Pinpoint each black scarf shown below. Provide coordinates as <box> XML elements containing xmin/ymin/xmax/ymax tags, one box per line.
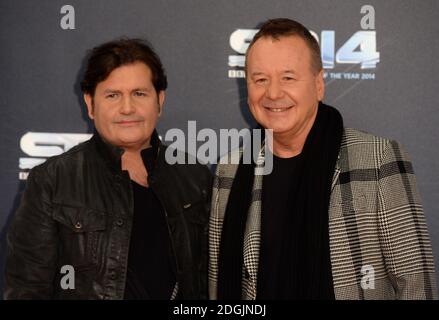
<box><xmin>217</xmin><ymin>103</ymin><xmax>343</xmax><ymax>299</ymax></box>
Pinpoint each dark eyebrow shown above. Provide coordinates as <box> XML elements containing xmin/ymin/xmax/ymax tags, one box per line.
<box><xmin>102</xmin><ymin>88</ymin><xmax>151</xmax><ymax>94</ymax></box>
<box><xmin>131</xmin><ymin>87</ymin><xmax>150</xmax><ymax>92</ymax></box>
<box><xmin>103</xmin><ymin>89</ymin><xmax>122</xmax><ymax>94</ymax></box>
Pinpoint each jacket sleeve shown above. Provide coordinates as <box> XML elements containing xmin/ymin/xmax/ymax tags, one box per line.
<box><xmin>377</xmin><ymin>140</ymin><xmax>437</xmax><ymax>299</ymax></box>
<box><xmin>4</xmin><ymin>166</ymin><xmax>58</xmax><ymax>299</ymax></box>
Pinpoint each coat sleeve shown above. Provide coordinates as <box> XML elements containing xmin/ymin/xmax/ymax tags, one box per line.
<box><xmin>377</xmin><ymin>140</ymin><xmax>437</xmax><ymax>299</ymax></box>
<box><xmin>4</xmin><ymin>166</ymin><xmax>58</xmax><ymax>299</ymax></box>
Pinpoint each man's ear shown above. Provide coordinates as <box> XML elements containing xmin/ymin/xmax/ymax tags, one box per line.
<box><xmin>84</xmin><ymin>94</ymin><xmax>94</xmax><ymax>119</ymax></box>
<box><xmin>158</xmin><ymin>90</ymin><xmax>165</xmax><ymax>116</ymax></box>
<box><xmin>316</xmin><ymin>69</ymin><xmax>325</xmax><ymax>101</ymax></box>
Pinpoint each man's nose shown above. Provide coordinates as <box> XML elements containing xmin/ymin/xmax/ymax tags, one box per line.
<box><xmin>265</xmin><ymin>79</ymin><xmax>283</xmax><ymax>100</ymax></box>
<box><xmin>119</xmin><ymin>96</ymin><xmax>135</xmax><ymax>114</ymax></box>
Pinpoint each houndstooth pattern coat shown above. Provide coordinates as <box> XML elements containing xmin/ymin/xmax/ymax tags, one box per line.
<box><xmin>208</xmin><ymin>128</ymin><xmax>437</xmax><ymax>300</ymax></box>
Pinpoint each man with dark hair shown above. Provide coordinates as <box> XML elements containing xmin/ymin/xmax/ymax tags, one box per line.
<box><xmin>4</xmin><ymin>38</ymin><xmax>212</xmax><ymax>300</ymax></box>
<box><xmin>209</xmin><ymin>18</ymin><xmax>437</xmax><ymax>300</ymax></box>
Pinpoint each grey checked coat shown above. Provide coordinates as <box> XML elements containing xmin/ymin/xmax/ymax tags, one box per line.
<box><xmin>209</xmin><ymin>128</ymin><xmax>437</xmax><ymax>300</ymax></box>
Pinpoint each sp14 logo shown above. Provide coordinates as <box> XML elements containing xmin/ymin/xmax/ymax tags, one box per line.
<box><xmin>228</xmin><ymin>29</ymin><xmax>379</xmax><ymax>70</ymax></box>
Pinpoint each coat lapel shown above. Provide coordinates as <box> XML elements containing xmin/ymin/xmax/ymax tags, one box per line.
<box><xmin>331</xmin><ymin>154</ymin><xmax>341</xmax><ymax>191</ymax></box>
<box><xmin>242</xmin><ymin>144</ymin><xmax>266</xmax><ymax>296</ymax></box>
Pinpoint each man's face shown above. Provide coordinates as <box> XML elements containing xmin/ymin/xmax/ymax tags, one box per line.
<box><xmin>84</xmin><ymin>62</ymin><xmax>164</xmax><ymax>151</ymax></box>
<box><xmin>246</xmin><ymin>36</ymin><xmax>324</xmax><ymax>140</ymax></box>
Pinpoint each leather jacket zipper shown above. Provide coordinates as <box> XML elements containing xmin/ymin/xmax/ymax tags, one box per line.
<box><xmin>149</xmin><ymin>147</ymin><xmax>180</xmax><ymax>292</ymax></box>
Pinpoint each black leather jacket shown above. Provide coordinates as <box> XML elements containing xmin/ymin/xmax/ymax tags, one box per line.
<box><xmin>4</xmin><ymin>131</ymin><xmax>212</xmax><ymax>299</ymax></box>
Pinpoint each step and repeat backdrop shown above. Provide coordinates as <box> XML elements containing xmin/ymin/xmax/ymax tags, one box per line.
<box><xmin>1</xmin><ymin>0</ymin><xmax>438</xmax><ymax>295</ymax></box>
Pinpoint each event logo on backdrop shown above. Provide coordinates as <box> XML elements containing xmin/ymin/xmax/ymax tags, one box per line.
<box><xmin>228</xmin><ymin>5</ymin><xmax>379</xmax><ymax>81</ymax></box>
<box><xmin>18</xmin><ymin>132</ymin><xmax>92</xmax><ymax>180</ymax></box>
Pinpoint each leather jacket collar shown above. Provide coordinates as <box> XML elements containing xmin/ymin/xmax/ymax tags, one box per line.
<box><xmin>91</xmin><ymin>129</ymin><xmax>161</xmax><ymax>173</ymax></box>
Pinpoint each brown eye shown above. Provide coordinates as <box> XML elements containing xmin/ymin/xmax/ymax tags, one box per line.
<box><xmin>134</xmin><ymin>91</ymin><xmax>147</xmax><ymax>97</ymax></box>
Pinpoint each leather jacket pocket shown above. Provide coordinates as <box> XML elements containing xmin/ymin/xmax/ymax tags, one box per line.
<box><xmin>53</xmin><ymin>204</ymin><xmax>107</xmax><ymax>268</ymax></box>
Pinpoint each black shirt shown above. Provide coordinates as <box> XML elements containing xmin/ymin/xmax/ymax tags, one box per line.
<box><xmin>257</xmin><ymin>153</ymin><xmax>302</xmax><ymax>299</ymax></box>
<box><xmin>123</xmin><ymin>180</ymin><xmax>176</xmax><ymax>299</ymax></box>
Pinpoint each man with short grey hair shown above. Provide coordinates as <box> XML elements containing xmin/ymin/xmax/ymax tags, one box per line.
<box><xmin>209</xmin><ymin>18</ymin><xmax>437</xmax><ymax>300</ymax></box>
